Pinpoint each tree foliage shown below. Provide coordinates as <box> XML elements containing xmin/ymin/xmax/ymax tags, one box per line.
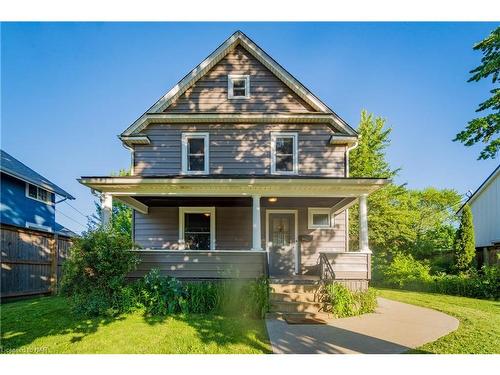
<box><xmin>454</xmin><ymin>26</ymin><xmax>500</xmax><ymax>160</ymax></box>
<box><xmin>453</xmin><ymin>204</ymin><xmax>476</xmax><ymax>272</ymax></box>
<box><xmin>89</xmin><ymin>168</ymin><xmax>132</xmax><ymax>237</ymax></box>
<box><xmin>349</xmin><ymin>110</ymin><xmax>461</xmax><ymax>263</ymax></box>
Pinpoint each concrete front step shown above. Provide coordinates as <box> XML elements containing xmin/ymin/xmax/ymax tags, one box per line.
<box><xmin>270</xmin><ymin>301</ymin><xmax>325</xmax><ymax>314</ymax></box>
<box><xmin>266</xmin><ymin>311</ymin><xmax>332</xmax><ymax>321</ymax></box>
<box><xmin>270</xmin><ymin>283</ymin><xmax>322</xmax><ymax>294</ymax></box>
<box><xmin>270</xmin><ymin>292</ymin><xmax>319</xmax><ymax>303</ymax></box>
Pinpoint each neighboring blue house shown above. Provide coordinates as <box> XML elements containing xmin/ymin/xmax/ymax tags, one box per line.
<box><xmin>0</xmin><ymin>149</ymin><xmax>76</xmax><ymax>235</ymax></box>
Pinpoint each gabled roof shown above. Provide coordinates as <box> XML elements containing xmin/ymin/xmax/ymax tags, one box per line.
<box><xmin>0</xmin><ymin>149</ymin><xmax>75</xmax><ymax>199</ymax></box>
<box><xmin>457</xmin><ymin>164</ymin><xmax>499</xmax><ymax>214</ymax></box>
<box><xmin>121</xmin><ymin>30</ymin><xmax>357</xmax><ymax>138</ymax></box>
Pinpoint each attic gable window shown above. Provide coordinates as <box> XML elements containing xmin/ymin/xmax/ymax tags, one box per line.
<box><xmin>228</xmin><ymin>75</ymin><xmax>250</xmax><ymax>99</ymax></box>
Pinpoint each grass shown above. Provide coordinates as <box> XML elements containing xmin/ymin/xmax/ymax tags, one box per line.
<box><xmin>0</xmin><ymin>296</ymin><xmax>272</xmax><ymax>354</ymax></box>
<box><xmin>378</xmin><ymin>289</ymin><xmax>500</xmax><ymax>354</ymax></box>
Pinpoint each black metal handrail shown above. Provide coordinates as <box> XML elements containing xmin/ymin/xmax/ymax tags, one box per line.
<box><xmin>319</xmin><ymin>253</ymin><xmax>336</xmax><ymax>281</ymax></box>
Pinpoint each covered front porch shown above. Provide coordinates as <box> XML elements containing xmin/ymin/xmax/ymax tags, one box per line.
<box><xmin>79</xmin><ymin>176</ymin><xmax>387</xmax><ymax>281</ymax></box>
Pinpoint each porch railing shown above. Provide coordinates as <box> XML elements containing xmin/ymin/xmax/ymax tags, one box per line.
<box><xmin>319</xmin><ymin>253</ymin><xmax>336</xmax><ymax>281</ymax></box>
<box><xmin>318</xmin><ymin>251</ymin><xmax>371</xmax><ymax>282</ymax></box>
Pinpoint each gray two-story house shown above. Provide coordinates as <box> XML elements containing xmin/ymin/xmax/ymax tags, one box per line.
<box><xmin>79</xmin><ymin>31</ymin><xmax>388</xmax><ymax>288</ymax></box>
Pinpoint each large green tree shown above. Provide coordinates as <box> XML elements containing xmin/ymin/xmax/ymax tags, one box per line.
<box><xmin>454</xmin><ymin>26</ymin><xmax>500</xmax><ymax>160</ymax></box>
<box><xmin>89</xmin><ymin>169</ymin><xmax>132</xmax><ymax>237</ymax></box>
<box><xmin>453</xmin><ymin>204</ymin><xmax>476</xmax><ymax>272</ymax></box>
<box><xmin>349</xmin><ymin>110</ymin><xmax>461</xmax><ymax>262</ymax></box>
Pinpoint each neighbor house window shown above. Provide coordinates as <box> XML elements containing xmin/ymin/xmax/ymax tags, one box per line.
<box><xmin>179</xmin><ymin>207</ymin><xmax>216</xmax><ymax>250</ymax></box>
<box><xmin>25</xmin><ymin>183</ymin><xmax>52</xmax><ymax>204</ymax></box>
<box><xmin>308</xmin><ymin>208</ymin><xmax>333</xmax><ymax>229</ymax></box>
<box><xmin>228</xmin><ymin>74</ymin><xmax>250</xmax><ymax>99</ymax></box>
<box><xmin>181</xmin><ymin>133</ymin><xmax>209</xmax><ymax>174</ymax></box>
<box><xmin>271</xmin><ymin>132</ymin><xmax>298</xmax><ymax>174</ymax></box>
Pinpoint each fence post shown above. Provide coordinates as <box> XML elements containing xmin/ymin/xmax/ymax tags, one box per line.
<box><xmin>49</xmin><ymin>233</ymin><xmax>59</xmax><ymax>295</ymax></box>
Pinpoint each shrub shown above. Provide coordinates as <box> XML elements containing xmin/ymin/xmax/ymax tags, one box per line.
<box><xmin>136</xmin><ymin>269</ymin><xmax>188</xmax><ymax>315</ymax></box>
<box><xmin>184</xmin><ymin>281</ymin><xmax>221</xmax><ymax>313</ymax></box>
<box><xmin>323</xmin><ymin>283</ymin><xmax>377</xmax><ymax>318</ymax></box>
<box><xmin>453</xmin><ymin>204</ymin><xmax>476</xmax><ymax>272</ymax></box>
<box><xmin>185</xmin><ymin>277</ymin><xmax>270</xmax><ymax>318</ymax></box>
<box><xmin>380</xmin><ymin>253</ymin><xmax>432</xmax><ymax>288</ymax></box>
<box><xmin>60</xmin><ymin>228</ymin><xmax>139</xmax><ymax>316</ymax></box>
<box><xmin>375</xmin><ymin>253</ymin><xmax>500</xmax><ymax>300</ymax></box>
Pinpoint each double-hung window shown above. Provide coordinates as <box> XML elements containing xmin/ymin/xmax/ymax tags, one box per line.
<box><xmin>271</xmin><ymin>132</ymin><xmax>298</xmax><ymax>174</ymax></box>
<box><xmin>228</xmin><ymin>75</ymin><xmax>250</xmax><ymax>99</ymax></box>
<box><xmin>182</xmin><ymin>133</ymin><xmax>209</xmax><ymax>174</ymax></box>
<box><xmin>26</xmin><ymin>183</ymin><xmax>52</xmax><ymax>204</ymax></box>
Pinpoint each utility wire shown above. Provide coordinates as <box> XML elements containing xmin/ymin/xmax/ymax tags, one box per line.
<box><xmin>54</xmin><ymin>206</ymin><xmax>87</xmax><ymax>229</ymax></box>
<box><xmin>62</xmin><ymin>200</ymin><xmax>93</xmax><ymax>221</ymax></box>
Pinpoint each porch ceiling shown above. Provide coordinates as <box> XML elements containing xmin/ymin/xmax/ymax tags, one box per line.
<box><xmin>78</xmin><ymin>176</ymin><xmax>389</xmax><ymax>198</ymax></box>
<box><xmin>133</xmin><ymin>196</ymin><xmax>351</xmax><ymax>208</ymax></box>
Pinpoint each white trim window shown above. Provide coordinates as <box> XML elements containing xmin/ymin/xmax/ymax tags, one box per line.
<box><xmin>271</xmin><ymin>132</ymin><xmax>298</xmax><ymax>175</ymax></box>
<box><xmin>308</xmin><ymin>208</ymin><xmax>333</xmax><ymax>229</ymax></box>
<box><xmin>228</xmin><ymin>74</ymin><xmax>250</xmax><ymax>99</ymax></box>
<box><xmin>25</xmin><ymin>183</ymin><xmax>53</xmax><ymax>204</ymax></box>
<box><xmin>178</xmin><ymin>207</ymin><xmax>216</xmax><ymax>250</ymax></box>
<box><xmin>181</xmin><ymin>133</ymin><xmax>209</xmax><ymax>174</ymax></box>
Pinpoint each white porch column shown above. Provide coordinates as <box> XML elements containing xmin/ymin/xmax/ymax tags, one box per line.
<box><xmin>359</xmin><ymin>194</ymin><xmax>370</xmax><ymax>253</ymax></box>
<box><xmin>252</xmin><ymin>195</ymin><xmax>263</xmax><ymax>250</ymax></box>
<box><xmin>101</xmin><ymin>193</ymin><xmax>113</xmax><ymax>228</ymax></box>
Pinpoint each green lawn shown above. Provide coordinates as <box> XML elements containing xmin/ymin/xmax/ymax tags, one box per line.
<box><xmin>378</xmin><ymin>289</ymin><xmax>500</xmax><ymax>354</ymax></box>
<box><xmin>0</xmin><ymin>296</ymin><xmax>272</xmax><ymax>354</ymax></box>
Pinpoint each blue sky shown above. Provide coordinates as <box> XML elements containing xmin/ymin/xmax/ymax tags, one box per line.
<box><xmin>1</xmin><ymin>22</ymin><xmax>499</xmax><ymax>234</ymax></box>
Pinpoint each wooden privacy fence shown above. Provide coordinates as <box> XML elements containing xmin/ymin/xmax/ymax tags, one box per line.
<box><xmin>1</xmin><ymin>224</ymin><xmax>73</xmax><ymax>299</ymax></box>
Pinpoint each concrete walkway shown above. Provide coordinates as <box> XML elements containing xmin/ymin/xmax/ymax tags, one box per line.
<box><xmin>265</xmin><ymin>297</ymin><xmax>459</xmax><ymax>354</ymax></box>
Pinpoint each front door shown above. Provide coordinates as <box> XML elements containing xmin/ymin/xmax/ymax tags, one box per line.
<box><xmin>268</xmin><ymin>212</ymin><xmax>296</xmax><ymax>276</ymax></box>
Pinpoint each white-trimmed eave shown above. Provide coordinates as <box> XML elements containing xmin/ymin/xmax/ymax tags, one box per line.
<box><xmin>120</xmin><ymin>113</ymin><xmax>358</xmax><ymax>137</ymax></box>
<box><xmin>457</xmin><ymin>165</ymin><xmax>500</xmax><ymax>214</ymax></box>
<box><xmin>78</xmin><ymin>177</ymin><xmax>389</xmax><ymax>198</ymax></box>
<box><xmin>121</xmin><ymin>31</ymin><xmax>357</xmax><ymax>137</ymax></box>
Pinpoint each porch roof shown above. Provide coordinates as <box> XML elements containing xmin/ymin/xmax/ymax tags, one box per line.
<box><xmin>78</xmin><ymin>175</ymin><xmax>389</xmax><ymax>198</ymax></box>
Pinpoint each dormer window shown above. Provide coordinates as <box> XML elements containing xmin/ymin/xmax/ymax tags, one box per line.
<box><xmin>228</xmin><ymin>74</ymin><xmax>250</xmax><ymax>99</ymax></box>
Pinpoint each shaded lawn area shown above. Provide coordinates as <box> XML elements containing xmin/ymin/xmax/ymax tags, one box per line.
<box><xmin>0</xmin><ymin>296</ymin><xmax>272</xmax><ymax>354</ymax></box>
<box><xmin>377</xmin><ymin>289</ymin><xmax>500</xmax><ymax>354</ymax></box>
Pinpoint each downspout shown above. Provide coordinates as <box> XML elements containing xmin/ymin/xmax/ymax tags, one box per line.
<box><xmin>345</xmin><ymin>139</ymin><xmax>359</xmax><ymax>252</ymax></box>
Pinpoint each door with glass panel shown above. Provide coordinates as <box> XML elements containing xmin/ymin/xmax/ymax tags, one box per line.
<box><xmin>268</xmin><ymin>212</ymin><xmax>296</xmax><ymax>276</ymax></box>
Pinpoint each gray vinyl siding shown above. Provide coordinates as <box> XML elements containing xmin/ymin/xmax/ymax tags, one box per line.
<box><xmin>165</xmin><ymin>45</ymin><xmax>315</xmax><ymax>113</ymax></box>
<box><xmin>134</xmin><ymin>204</ymin><xmax>347</xmax><ymax>274</ymax></box>
<box><xmin>130</xmin><ymin>250</ymin><xmax>266</xmax><ymax>279</ymax></box>
<box><xmin>134</xmin><ymin>123</ymin><xmax>346</xmax><ymax>176</ymax></box>
<box><xmin>134</xmin><ymin>207</ymin><xmax>253</xmax><ymax>250</ymax></box>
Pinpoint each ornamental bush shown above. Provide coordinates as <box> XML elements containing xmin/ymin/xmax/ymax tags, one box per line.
<box><xmin>453</xmin><ymin>204</ymin><xmax>476</xmax><ymax>272</ymax></box>
<box><xmin>374</xmin><ymin>252</ymin><xmax>499</xmax><ymax>300</ymax></box>
<box><xmin>379</xmin><ymin>253</ymin><xmax>432</xmax><ymax>288</ymax></box>
<box><xmin>323</xmin><ymin>283</ymin><xmax>377</xmax><ymax>318</ymax></box>
<box><xmin>60</xmin><ymin>228</ymin><xmax>139</xmax><ymax>316</ymax></box>
<box><xmin>135</xmin><ymin>269</ymin><xmax>188</xmax><ymax>315</ymax></box>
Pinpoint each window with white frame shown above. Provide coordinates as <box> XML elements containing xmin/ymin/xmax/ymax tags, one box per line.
<box><xmin>228</xmin><ymin>74</ymin><xmax>250</xmax><ymax>99</ymax></box>
<box><xmin>181</xmin><ymin>133</ymin><xmax>209</xmax><ymax>174</ymax></box>
<box><xmin>308</xmin><ymin>208</ymin><xmax>333</xmax><ymax>229</ymax></box>
<box><xmin>26</xmin><ymin>183</ymin><xmax>52</xmax><ymax>204</ymax></box>
<box><xmin>271</xmin><ymin>132</ymin><xmax>298</xmax><ymax>174</ymax></box>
